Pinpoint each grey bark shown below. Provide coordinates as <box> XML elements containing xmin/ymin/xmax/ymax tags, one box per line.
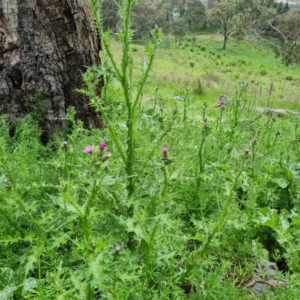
<box><xmin>0</xmin><ymin>0</ymin><xmax>102</xmax><ymax>141</ymax></box>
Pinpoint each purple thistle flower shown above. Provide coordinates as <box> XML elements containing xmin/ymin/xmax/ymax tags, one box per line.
<box><xmin>162</xmin><ymin>147</ymin><xmax>169</xmax><ymax>161</ymax></box>
<box><xmin>100</xmin><ymin>141</ymin><xmax>107</xmax><ymax>149</ymax></box>
<box><xmin>245</xmin><ymin>148</ymin><xmax>250</xmax><ymax>155</ymax></box>
<box><xmin>115</xmin><ymin>245</ymin><xmax>121</xmax><ymax>252</ymax></box>
<box><xmin>63</xmin><ymin>141</ymin><xmax>68</xmax><ymax>147</ymax></box>
<box><xmin>84</xmin><ymin>145</ymin><xmax>93</xmax><ymax>154</ymax></box>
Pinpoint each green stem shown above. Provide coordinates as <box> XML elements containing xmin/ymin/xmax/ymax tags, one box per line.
<box><xmin>198</xmin><ymin>133</ymin><xmax>206</xmax><ymax>175</ymax></box>
<box><xmin>132</xmin><ymin>117</ymin><xmax>175</xmax><ymax>187</ymax></box>
<box><xmin>132</xmin><ymin>51</ymin><xmax>156</xmax><ymax>112</ymax></box>
<box><xmin>92</xmin><ymin>96</ymin><xmax>126</xmax><ymax>164</ymax></box>
<box><xmin>122</xmin><ymin>1</ymin><xmax>135</xmax><ymax>196</ymax></box>
<box><xmin>37</xmin><ymin>244</ymin><xmax>43</xmax><ymax>297</ymax></box>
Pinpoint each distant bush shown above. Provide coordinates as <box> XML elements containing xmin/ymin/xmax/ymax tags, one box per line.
<box><xmin>286</xmin><ymin>75</ymin><xmax>293</xmax><ymax>81</ymax></box>
<box><xmin>238</xmin><ymin>60</ymin><xmax>246</xmax><ymax>65</ymax></box>
<box><xmin>260</xmin><ymin>69</ymin><xmax>267</xmax><ymax>76</ymax></box>
<box><xmin>190</xmin><ymin>61</ymin><xmax>195</xmax><ymax>67</ymax></box>
<box><xmin>192</xmin><ymin>77</ymin><xmax>205</xmax><ymax>95</ymax></box>
<box><xmin>131</xmin><ymin>45</ymin><xmax>139</xmax><ymax>52</ymax></box>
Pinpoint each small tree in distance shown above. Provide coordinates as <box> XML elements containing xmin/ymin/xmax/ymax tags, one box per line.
<box><xmin>206</xmin><ymin>0</ymin><xmax>237</xmax><ymax>50</ymax></box>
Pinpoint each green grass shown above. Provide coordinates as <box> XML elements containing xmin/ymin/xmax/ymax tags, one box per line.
<box><xmin>109</xmin><ymin>34</ymin><xmax>300</xmax><ymax>118</ymax></box>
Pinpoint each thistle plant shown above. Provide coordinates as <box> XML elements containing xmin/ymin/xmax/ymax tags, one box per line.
<box><xmin>2</xmin><ymin>1</ymin><xmax>300</xmax><ymax>299</ymax></box>
<box><xmin>85</xmin><ymin>0</ymin><xmax>163</xmax><ymax>196</ymax></box>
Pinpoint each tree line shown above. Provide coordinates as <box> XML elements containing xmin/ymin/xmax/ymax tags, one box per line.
<box><xmin>101</xmin><ymin>0</ymin><xmax>299</xmax><ymax>65</ymax></box>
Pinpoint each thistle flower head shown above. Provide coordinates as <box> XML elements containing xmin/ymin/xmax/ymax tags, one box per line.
<box><xmin>100</xmin><ymin>141</ymin><xmax>107</xmax><ymax>149</ymax></box>
<box><xmin>84</xmin><ymin>145</ymin><xmax>93</xmax><ymax>154</ymax></box>
<box><xmin>162</xmin><ymin>147</ymin><xmax>168</xmax><ymax>153</ymax></box>
<box><xmin>245</xmin><ymin>148</ymin><xmax>250</xmax><ymax>155</ymax></box>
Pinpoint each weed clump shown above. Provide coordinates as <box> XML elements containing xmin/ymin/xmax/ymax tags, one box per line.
<box><xmin>260</xmin><ymin>69</ymin><xmax>267</xmax><ymax>76</ymax></box>
<box><xmin>192</xmin><ymin>77</ymin><xmax>205</xmax><ymax>95</ymax></box>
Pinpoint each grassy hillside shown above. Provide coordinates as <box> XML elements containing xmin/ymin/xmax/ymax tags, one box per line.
<box><xmin>109</xmin><ymin>34</ymin><xmax>300</xmax><ymax>118</ymax></box>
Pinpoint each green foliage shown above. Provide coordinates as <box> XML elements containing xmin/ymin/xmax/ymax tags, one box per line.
<box><xmin>2</xmin><ymin>1</ymin><xmax>300</xmax><ymax>299</ymax></box>
<box><xmin>236</xmin><ymin>0</ymin><xmax>299</xmax><ymax>65</ymax></box>
<box><xmin>2</xmin><ymin>84</ymin><xmax>300</xmax><ymax>298</ymax></box>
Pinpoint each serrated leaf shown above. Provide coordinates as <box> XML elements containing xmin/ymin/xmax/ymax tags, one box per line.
<box><xmin>258</xmin><ymin>207</ymin><xmax>279</xmax><ymax>229</ymax></box>
<box><xmin>22</xmin><ymin>277</ymin><xmax>37</xmax><ymax>294</ymax></box>
<box><xmin>230</xmin><ymin>147</ymin><xmax>240</xmax><ymax>159</ymax></box>
<box><xmin>101</xmin><ymin>175</ymin><xmax>117</xmax><ymax>186</ymax></box>
<box><xmin>51</xmin><ymin>233</ymin><xmax>71</xmax><ymax>249</ymax></box>
<box><xmin>0</xmin><ymin>285</ymin><xmax>14</xmax><ymax>300</ymax></box>
<box><xmin>0</xmin><ymin>174</ymin><xmax>5</xmax><ymax>183</ymax></box>
<box><xmin>0</xmin><ymin>268</ymin><xmax>14</xmax><ymax>290</ymax></box>
<box><xmin>272</xmin><ymin>178</ymin><xmax>289</xmax><ymax>189</ymax></box>
<box><xmin>157</xmin><ymin>250</ymin><xmax>177</xmax><ymax>261</ymax></box>
<box><xmin>24</xmin><ymin>254</ymin><xmax>37</xmax><ymax>276</ymax></box>
<box><xmin>170</xmin><ymin>169</ymin><xmax>181</xmax><ymax>180</ymax></box>
<box><xmin>0</xmin><ymin>268</ymin><xmax>15</xmax><ymax>300</ymax></box>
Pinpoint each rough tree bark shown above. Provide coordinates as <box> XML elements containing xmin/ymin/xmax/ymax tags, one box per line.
<box><xmin>0</xmin><ymin>0</ymin><xmax>102</xmax><ymax>142</ymax></box>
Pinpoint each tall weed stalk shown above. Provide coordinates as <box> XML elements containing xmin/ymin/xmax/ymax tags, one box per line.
<box><xmin>86</xmin><ymin>0</ymin><xmax>161</xmax><ymax>196</ymax></box>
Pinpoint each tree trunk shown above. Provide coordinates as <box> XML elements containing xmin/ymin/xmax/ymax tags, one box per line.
<box><xmin>223</xmin><ymin>31</ymin><xmax>227</xmax><ymax>50</ymax></box>
<box><xmin>0</xmin><ymin>0</ymin><xmax>102</xmax><ymax>142</ymax></box>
